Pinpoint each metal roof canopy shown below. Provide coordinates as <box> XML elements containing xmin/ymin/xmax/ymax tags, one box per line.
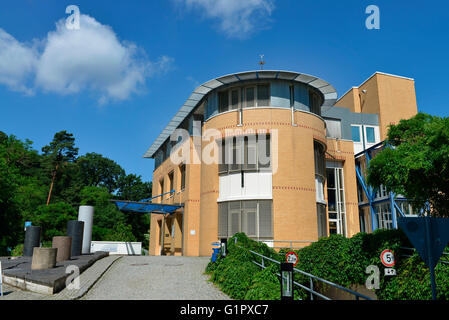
<box><xmin>143</xmin><ymin>70</ymin><xmax>338</xmax><ymax>159</ymax></box>
<box><xmin>112</xmin><ymin>199</ymin><xmax>183</xmax><ymax>214</ymax></box>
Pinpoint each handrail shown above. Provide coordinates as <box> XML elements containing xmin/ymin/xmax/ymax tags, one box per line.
<box><xmin>244</xmin><ymin>247</ymin><xmax>373</xmax><ymax>300</ymax></box>
<box><xmin>400</xmin><ymin>247</ymin><xmax>448</xmax><ymax>264</ymax></box>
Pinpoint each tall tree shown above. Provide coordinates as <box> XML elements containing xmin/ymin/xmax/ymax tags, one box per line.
<box><xmin>42</xmin><ymin>131</ymin><xmax>78</xmax><ymax>205</ymax></box>
<box><xmin>76</xmin><ymin>152</ymin><xmax>125</xmax><ymax>193</ymax></box>
<box><xmin>367</xmin><ymin>113</ymin><xmax>449</xmax><ymax>217</ymax></box>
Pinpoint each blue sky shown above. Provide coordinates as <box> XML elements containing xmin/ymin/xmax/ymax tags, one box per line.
<box><xmin>1</xmin><ymin>0</ymin><xmax>448</xmax><ymax>183</ymax></box>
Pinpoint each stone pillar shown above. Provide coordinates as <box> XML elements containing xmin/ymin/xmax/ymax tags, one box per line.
<box><xmin>23</xmin><ymin>226</ymin><xmax>41</xmax><ymax>257</ymax></box>
<box><xmin>67</xmin><ymin>220</ymin><xmax>84</xmax><ymax>257</ymax></box>
<box><xmin>78</xmin><ymin>206</ymin><xmax>94</xmax><ymax>254</ymax></box>
<box><xmin>52</xmin><ymin>236</ymin><xmax>72</xmax><ymax>262</ymax></box>
<box><xmin>31</xmin><ymin>248</ymin><xmax>57</xmax><ymax>270</ymax></box>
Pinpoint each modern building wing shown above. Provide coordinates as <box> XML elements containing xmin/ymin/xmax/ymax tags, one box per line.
<box><xmin>142</xmin><ymin>70</ymin><xmax>418</xmax><ymax>256</ymax></box>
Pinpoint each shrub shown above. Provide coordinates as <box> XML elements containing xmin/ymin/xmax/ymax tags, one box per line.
<box><xmin>11</xmin><ymin>243</ymin><xmax>24</xmax><ymax>256</ymax></box>
<box><xmin>205</xmin><ymin>230</ymin><xmax>449</xmax><ymax>300</ymax></box>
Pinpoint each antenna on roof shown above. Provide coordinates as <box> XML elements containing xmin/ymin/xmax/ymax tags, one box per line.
<box><xmin>259</xmin><ymin>54</ymin><xmax>265</xmax><ymax>70</ymax></box>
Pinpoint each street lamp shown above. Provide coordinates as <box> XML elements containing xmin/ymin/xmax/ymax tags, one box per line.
<box><xmin>220</xmin><ymin>238</ymin><xmax>228</xmax><ymax>257</ymax></box>
<box><xmin>280</xmin><ymin>263</ymin><xmax>294</xmax><ymax>300</ymax></box>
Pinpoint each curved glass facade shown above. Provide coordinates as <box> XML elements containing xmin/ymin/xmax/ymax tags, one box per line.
<box><xmin>204</xmin><ymin>79</ymin><xmax>323</xmax><ymax>120</ymax></box>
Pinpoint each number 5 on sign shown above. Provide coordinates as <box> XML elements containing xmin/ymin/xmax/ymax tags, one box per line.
<box><xmin>380</xmin><ymin>249</ymin><xmax>395</xmax><ymax>268</ymax></box>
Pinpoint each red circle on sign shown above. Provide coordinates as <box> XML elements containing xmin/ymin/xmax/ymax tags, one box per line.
<box><xmin>380</xmin><ymin>249</ymin><xmax>395</xmax><ymax>267</ymax></box>
<box><xmin>286</xmin><ymin>251</ymin><xmax>299</xmax><ymax>266</ymax></box>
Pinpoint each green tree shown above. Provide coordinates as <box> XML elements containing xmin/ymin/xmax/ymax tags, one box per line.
<box><xmin>31</xmin><ymin>202</ymin><xmax>77</xmax><ymax>242</ymax></box>
<box><xmin>76</xmin><ymin>152</ymin><xmax>125</xmax><ymax>193</ymax></box>
<box><xmin>367</xmin><ymin>113</ymin><xmax>449</xmax><ymax>217</ymax></box>
<box><xmin>80</xmin><ymin>186</ymin><xmax>127</xmax><ymax>240</ymax></box>
<box><xmin>0</xmin><ymin>133</ymin><xmax>43</xmax><ymax>254</ymax></box>
<box><xmin>42</xmin><ymin>131</ymin><xmax>79</xmax><ymax>205</ymax></box>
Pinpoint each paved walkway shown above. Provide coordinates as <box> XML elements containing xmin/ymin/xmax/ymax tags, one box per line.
<box><xmin>81</xmin><ymin>256</ymin><xmax>230</xmax><ymax>300</ymax></box>
<box><xmin>1</xmin><ymin>256</ymin><xmax>230</xmax><ymax>300</ymax></box>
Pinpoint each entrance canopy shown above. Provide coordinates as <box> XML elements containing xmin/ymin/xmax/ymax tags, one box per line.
<box><xmin>111</xmin><ymin>199</ymin><xmax>183</xmax><ymax>214</ymax></box>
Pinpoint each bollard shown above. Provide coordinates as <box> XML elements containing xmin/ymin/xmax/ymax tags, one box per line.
<box><xmin>67</xmin><ymin>220</ymin><xmax>84</xmax><ymax>257</ymax></box>
<box><xmin>31</xmin><ymin>247</ymin><xmax>57</xmax><ymax>270</ymax></box>
<box><xmin>52</xmin><ymin>236</ymin><xmax>72</xmax><ymax>262</ymax></box>
<box><xmin>78</xmin><ymin>206</ymin><xmax>94</xmax><ymax>254</ymax></box>
<box><xmin>23</xmin><ymin>226</ymin><xmax>41</xmax><ymax>257</ymax></box>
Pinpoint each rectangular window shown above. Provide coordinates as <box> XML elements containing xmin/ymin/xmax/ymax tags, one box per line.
<box><xmin>245</xmin><ymin>87</ymin><xmax>255</xmax><ymax>108</ymax></box>
<box><xmin>180</xmin><ymin>164</ymin><xmax>186</xmax><ymax>191</ymax></box>
<box><xmin>168</xmin><ymin>171</ymin><xmax>174</xmax><ymax>198</ymax></box>
<box><xmin>366</xmin><ymin>127</ymin><xmax>376</xmax><ymax>143</ymax></box>
<box><xmin>289</xmin><ymin>85</ymin><xmax>295</xmax><ymax>107</ymax></box>
<box><xmin>351</xmin><ymin>126</ymin><xmax>361</xmax><ymax>142</ymax></box>
<box><xmin>218</xmin><ymin>202</ymin><xmax>228</xmax><ymax>238</ymax></box>
<box><xmin>244</xmin><ymin>136</ymin><xmax>257</xmax><ymax>171</ymax></box>
<box><xmin>159</xmin><ymin>178</ymin><xmax>164</xmax><ymax>199</ymax></box>
<box><xmin>218</xmin><ymin>200</ymin><xmax>273</xmax><ymax>239</ymax></box>
<box><xmin>219</xmin><ymin>91</ymin><xmax>229</xmax><ymax>113</ymax></box>
<box><xmin>257</xmin><ymin>84</ymin><xmax>270</xmax><ymax>107</ymax></box>
<box><xmin>230</xmin><ymin>89</ymin><xmax>239</xmax><ymax>110</ymax></box>
<box><xmin>325</xmin><ymin>119</ymin><xmax>342</xmax><ymax>139</ymax></box>
<box><xmin>258</xmin><ymin>134</ymin><xmax>271</xmax><ymax>170</ymax></box>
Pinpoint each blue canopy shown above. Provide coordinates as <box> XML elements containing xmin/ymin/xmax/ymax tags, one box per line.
<box><xmin>112</xmin><ymin>199</ymin><xmax>183</xmax><ymax>214</ymax></box>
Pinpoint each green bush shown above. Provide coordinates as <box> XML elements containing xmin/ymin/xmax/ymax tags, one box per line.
<box><xmin>11</xmin><ymin>243</ymin><xmax>24</xmax><ymax>256</ymax></box>
<box><xmin>206</xmin><ymin>230</ymin><xmax>449</xmax><ymax>300</ymax></box>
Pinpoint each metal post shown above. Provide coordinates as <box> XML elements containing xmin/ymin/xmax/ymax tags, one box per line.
<box><xmin>310</xmin><ymin>278</ymin><xmax>314</xmax><ymax>300</ymax></box>
<box><xmin>425</xmin><ymin>217</ymin><xmax>437</xmax><ymax>300</ymax></box>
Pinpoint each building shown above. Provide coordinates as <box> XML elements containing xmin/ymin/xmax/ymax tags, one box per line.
<box><xmin>143</xmin><ymin>70</ymin><xmax>418</xmax><ymax>256</ymax></box>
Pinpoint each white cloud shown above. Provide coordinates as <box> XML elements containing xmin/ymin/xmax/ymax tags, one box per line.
<box><xmin>179</xmin><ymin>0</ymin><xmax>275</xmax><ymax>38</ymax></box>
<box><xmin>0</xmin><ymin>29</ymin><xmax>38</xmax><ymax>94</ymax></box>
<box><xmin>0</xmin><ymin>14</ymin><xmax>174</xmax><ymax>104</ymax></box>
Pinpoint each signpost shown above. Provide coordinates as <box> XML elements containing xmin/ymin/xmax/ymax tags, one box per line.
<box><xmin>285</xmin><ymin>251</ymin><xmax>299</xmax><ymax>267</ymax></box>
<box><xmin>398</xmin><ymin>216</ymin><xmax>449</xmax><ymax>300</ymax></box>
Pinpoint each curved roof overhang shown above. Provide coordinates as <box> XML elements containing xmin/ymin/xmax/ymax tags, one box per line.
<box><xmin>144</xmin><ymin>70</ymin><xmax>338</xmax><ymax>158</ymax></box>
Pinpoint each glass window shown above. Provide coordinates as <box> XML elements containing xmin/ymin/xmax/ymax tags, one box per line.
<box><xmin>230</xmin><ymin>89</ymin><xmax>239</xmax><ymax>110</ymax></box>
<box><xmin>257</xmin><ymin>85</ymin><xmax>270</xmax><ymax>106</ymax></box>
<box><xmin>180</xmin><ymin>164</ymin><xmax>186</xmax><ymax>191</ymax></box>
<box><xmin>366</xmin><ymin>127</ymin><xmax>376</xmax><ymax>143</ymax></box>
<box><xmin>168</xmin><ymin>171</ymin><xmax>174</xmax><ymax>195</ymax></box>
<box><xmin>245</xmin><ymin>87</ymin><xmax>255</xmax><ymax>108</ymax></box>
<box><xmin>219</xmin><ymin>91</ymin><xmax>229</xmax><ymax>113</ymax></box>
<box><xmin>351</xmin><ymin>126</ymin><xmax>361</xmax><ymax>142</ymax></box>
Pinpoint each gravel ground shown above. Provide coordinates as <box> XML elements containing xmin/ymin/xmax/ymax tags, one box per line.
<box><xmin>81</xmin><ymin>256</ymin><xmax>230</xmax><ymax>300</ymax></box>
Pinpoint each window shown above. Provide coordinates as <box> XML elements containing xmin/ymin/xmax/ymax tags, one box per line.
<box><xmin>325</xmin><ymin>119</ymin><xmax>342</xmax><ymax>139</ymax></box>
<box><xmin>376</xmin><ymin>203</ymin><xmax>393</xmax><ymax>230</ymax></box>
<box><xmin>159</xmin><ymin>178</ymin><xmax>164</xmax><ymax>198</ymax></box>
<box><xmin>257</xmin><ymin>85</ymin><xmax>270</xmax><ymax>106</ymax></box>
<box><xmin>180</xmin><ymin>164</ymin><xmax>186</xmax><ymax>191</ymax></box>
<box><xmin>326</xmin><ymin>166</ymin><xmax>346</xmax><ymax>236</ymax></box>
<box><xmin>230</xmin><ymin>89</ymin><xmax>239</xmax><ymax>110</ymax></box>
<box><xmin>218</xmin><ymin>200</ymin><xmax>273</xmax><ymax>239</ymax></box>
<box><xmin>289</xmin><ymin>85</ymin><xmax>295</xmax><ymax>107</ymax></box>
<box><xmin>219</xmin><ymin>91</ymin><xmax>229</xmax><ymax>113</ymax></box>
<box><xmin>359</xmin><ymin>210</ymin><xmax>366</xmax><ymax>233</ymax></box>
<box><xmin>168</xmin><ymin>171</ymin><xmax>174</xmax><ymax>197</ymax></box>
<box><xmin>309</xmin><ymin>91</ymin><xmax>321</xmax><ymax>116</ymax></box>
<box><xmin>218</xmin><ymin>135</ymin><xmax>271</xmax><ymax>175</ymax></box>
<box><xmin>365</xmin><ymin>127</ymin><xmax>376</xmax><ymax>143</ymax></box>
<box><xmin>317</xmin><ymin>204</ymin><xmax>327</xmax><ymax>238</ymax></box>
<box><xmin>314</xmin><ymin>142</ymin><xmax>326</xmax><ymax>203</ymax></box>
<box><xmin>245</xmin><ymin>87</ymin><xmax>255</xmax><ymax>108</ymax></box>
<box><xmin>351</xmin><ymin>126</ymin><xmax>361</xmax><ymax>142</ymax></box>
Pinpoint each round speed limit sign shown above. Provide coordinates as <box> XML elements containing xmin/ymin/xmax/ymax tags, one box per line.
<box><xmin>286</xmin><ymin>252</ymin><xmax>299</xmax><ymax>266</ymax></box>
<box><xmin>380</xmin><ymin>249</ymin><xmax>395</xmax><ymax>267</ymax></box>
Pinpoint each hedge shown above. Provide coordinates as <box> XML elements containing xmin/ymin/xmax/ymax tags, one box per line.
<box><xmin>205</xmin><ymin>230</ymin><xmax>449</xmax><ymax>300</ymax></box>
